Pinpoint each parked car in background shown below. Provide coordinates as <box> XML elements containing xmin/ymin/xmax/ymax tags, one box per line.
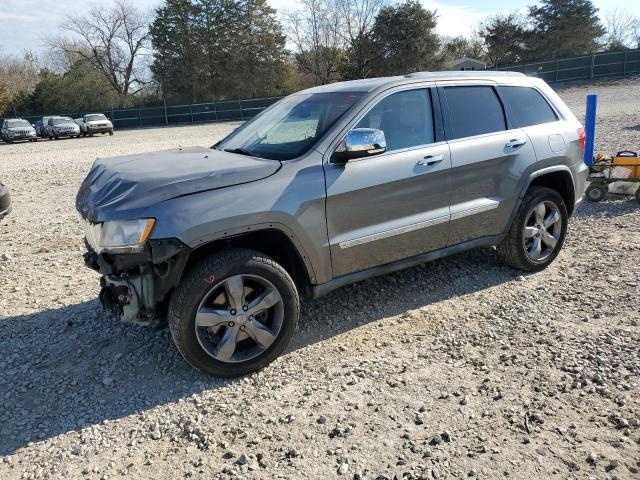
<box><xmin>46</xmin><ymin>117</ymin><xmax>81</xmax><ymax>140</ymax></box>
<box><xmin>0</xmin><ymin>180</ymin><xmax>11</xmax><ymax>219</ymax></box>
<box><xmin>1</xmin><ymin>118</ymin><xmax>37</xmax><ymax>143</ymax></box>
<box><xmin>75</xmin><ymin>113</ymin><xmax>114</xmax><ymax>137</ymax></box>
<box><xmin>77</xmin><ymin>71</ymin><xmax>588</xmax><ymax>377</ymax></box>
<box><xmin>36</xmin><ymin>116</ymin><xmax>61</xmax><ymax>138</ymax></box>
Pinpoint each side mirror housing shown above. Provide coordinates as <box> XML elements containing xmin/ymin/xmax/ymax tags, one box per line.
<box><xmin>332</xmin><ymin>128</ymin><xmax>386</xmax><ymax>164</ymax></box>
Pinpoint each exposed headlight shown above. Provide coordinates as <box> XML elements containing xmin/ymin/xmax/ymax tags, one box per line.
<box><xmin>84</xmin><ymin>218</ymin><xmax>155</xmax><ymax>253</ymax></box>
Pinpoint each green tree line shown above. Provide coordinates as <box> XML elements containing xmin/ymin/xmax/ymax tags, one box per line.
<box><xmin>1</xmin><ymin>0</ymin><xmax>637</xmax><ymax>116</ymax></box>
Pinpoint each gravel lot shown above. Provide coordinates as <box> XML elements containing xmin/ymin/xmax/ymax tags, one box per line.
<box><xmin>1</xmin><ymin>79</ymin><xmax>639</xmax><ymax>480</ymax></box>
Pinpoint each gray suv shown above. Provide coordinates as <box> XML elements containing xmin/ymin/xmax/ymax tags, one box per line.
<box><xmin>77</xmin><ymin>72</ymin><xmax>588</xmax><ymax>376</ymax></box>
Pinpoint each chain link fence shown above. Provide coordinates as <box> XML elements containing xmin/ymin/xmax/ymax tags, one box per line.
<box><xmin>492</xmin><ymin>48</ymin><xmax>640</xmax><ymax>83</ymax></box>
<box><xmin>17</xmin><ymin>96</ymin><xmax>285</xmax><ymax>131</ymax></box>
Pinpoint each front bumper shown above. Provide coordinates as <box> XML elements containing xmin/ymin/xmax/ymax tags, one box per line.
<box><xmin>88</xmin><ymin>125</ymin><xmax>112</xmax><ymax>133</ymax></box>
<box><xmin>84</xmin><ymin>238</ymin><xmax>190</xmax><ymax>325</ymax></box>
<box><xmin>53</xmin><ymin>129</ymin><xmax>80</xmax><ymax>137</ymax></box>
<box><xmin>7</xmin><ymin>132</ymin><xmax>36</xmax><ymax>140</ymax></box>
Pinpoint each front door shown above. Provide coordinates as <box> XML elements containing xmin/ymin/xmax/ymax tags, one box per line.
<box><xmin>324</xmin><ymin>87</ymin><xmax>452</xmax><ymax>278</ymax></box>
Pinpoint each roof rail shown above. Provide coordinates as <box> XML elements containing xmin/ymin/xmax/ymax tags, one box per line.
<box><xmin>405</xmin><ymin>71</ymin><xmax>525</xmax><ymax>78</ymax></box>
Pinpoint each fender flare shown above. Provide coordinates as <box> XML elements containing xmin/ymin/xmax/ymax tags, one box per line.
<box><xmin>188</xmin><ymin>221</ymin><xmax>319</xmax><ymax>284</ymax></box>
<box><xmin>504</xmin><ymin>165</ymin><xmax>576</xmax><ymax>233</ymax></box>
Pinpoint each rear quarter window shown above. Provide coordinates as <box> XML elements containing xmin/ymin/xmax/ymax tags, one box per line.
<box><xmin>443</xmin><ymin>86</ymin><xmax>506</xmax><ymax>140</ymax></box>
<box><xmin>500</xmin><ymin>86</ymin><xmax>558</xmax><ymax>128</ymax></box>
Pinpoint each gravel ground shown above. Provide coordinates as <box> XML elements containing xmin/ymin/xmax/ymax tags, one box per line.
<box><xmin>1</xmin><ymin>79</ymin><xmax>639</xmax><ymax>480</ymax></box>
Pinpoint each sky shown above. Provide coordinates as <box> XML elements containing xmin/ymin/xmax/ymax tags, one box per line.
<box><xmin>0</xmin><ymin>0</ymin><xmax>638</xmax><ymax>57</ymax></box>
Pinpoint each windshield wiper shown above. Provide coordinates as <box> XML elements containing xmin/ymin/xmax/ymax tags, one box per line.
<box><xmin>224</xmin><ymin>147</ymin><xmax>259</xmax><ymax>157</ymax></box>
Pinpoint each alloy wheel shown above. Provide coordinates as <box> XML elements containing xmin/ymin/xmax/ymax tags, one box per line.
<box><xmin>194</xmin><ymin>274</ymin><xmax>284</xmax><ymax>363</ymax></box>
<box><xmin>523</xmin><ymin>200</ymin><xmax>562</xmax><ymax>262</ymax></box>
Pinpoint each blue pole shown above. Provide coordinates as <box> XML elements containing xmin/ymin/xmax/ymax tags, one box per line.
<box><xmin>583</xmin><ymin>94</ymin><xmax>597</xmax><ymax>165</ymax></box>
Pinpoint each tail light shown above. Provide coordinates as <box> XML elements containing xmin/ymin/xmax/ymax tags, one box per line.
<box><xmin>577</xmin><ymin>127</ymin><xmax>586</xmax><ymax>150</ymax></box>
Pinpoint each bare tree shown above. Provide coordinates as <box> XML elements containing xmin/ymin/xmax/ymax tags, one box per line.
<box><xmin>604</xmin><ymin>7</ymin><xmax>639</xmax><ymax>49</ymax></box>
<box><xmin>336</xmin><ymin>0</ymin><xmax>385</xmax><ymax>78</ymax></box>
<box><xmin>283</xmin><ymin>0</ymin><xmax>345</xmax><ymax>86</ymax></box>
<box><xmin>50</xmin><ymin>0</ymin><xmax>151</xmax><ymax>107</ymax></box>
<box><xmin>0</xmin><ymin>51</ymin><xmax>39</xmax><ymax>115</ymax></box>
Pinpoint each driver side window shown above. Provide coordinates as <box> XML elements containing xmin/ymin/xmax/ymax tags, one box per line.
<box><xmin>355</xmin><ymin>89</ymin><xmax>434</xmax><ymax>152</ymax></box>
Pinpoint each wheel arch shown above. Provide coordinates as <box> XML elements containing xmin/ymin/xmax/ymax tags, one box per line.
<box><xmin>527</xmin><ymin>167</ymin><xmax>576</xmax><ymax>215</ymax></box>
<box><xmin>184</xmin><ymin>227</ymin><xmax>316</xmax><ymax>296</ymax></box>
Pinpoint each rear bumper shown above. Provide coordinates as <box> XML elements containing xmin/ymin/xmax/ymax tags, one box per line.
<box><xmin>84</xmin><ymin>238</ymin><xmax>190</xmax><ymax>324</ymax></box>
<box><xmin>572</xmin><ymin>161</ymin><xmax>589</xmax><ymax>208</ymax></box>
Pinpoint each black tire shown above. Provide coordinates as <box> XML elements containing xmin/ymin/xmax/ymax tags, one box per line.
<box><xmin>109</xmin><ymin>130</ymin><xmax>114</xmax><ymax>136</ymax></box>
<box><xmin>168</xmin><ymin>248</ymin><xmax>299</xmax><ymax>377</ymax></box>
<box><xmin>497</xmin><ymin>186</ymin><xmax>568</xmax><ymax>272</ymax></box>
<box><xmin>636</xmin><ymin>187</ymin><xmax>640</xmax><ymax>204</ymax></box>
<box><xmin>88</xmin><ymin>130</ymin><xmax>94</xmax><ymax>137</ymax></box>
<box><xmin>585</xmin><ymin>184</ymin><xmax>606</xmax><ymax>202</ymax></box>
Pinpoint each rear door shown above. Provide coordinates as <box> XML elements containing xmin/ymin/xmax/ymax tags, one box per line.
<box><xmin>438</xmin><ymin>82</ymin><xmax>538</xmax><ymax>245</ymax></box>
<box><xmin>324</xmin><ymin>86</ymin><xmax>451</xmax><ymax>277</ymax></box>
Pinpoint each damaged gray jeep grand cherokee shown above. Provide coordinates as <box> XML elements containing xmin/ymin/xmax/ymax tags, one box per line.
<box><xmin>77</xmin><ymin>72</ymin><xmax>588</xmax><ymax>376</ymax></box>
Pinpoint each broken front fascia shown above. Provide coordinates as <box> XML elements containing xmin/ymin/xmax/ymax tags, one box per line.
<box><xmin>84</xmin><ymin>238</ymin><xmax>190</xmax><ymax>325</ymax></box>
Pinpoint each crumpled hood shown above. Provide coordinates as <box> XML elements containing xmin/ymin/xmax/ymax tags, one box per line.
<box><xmin>76</xmin><ymin>146</ymin><xmax>281</xmax><ymax>220</ymax></box>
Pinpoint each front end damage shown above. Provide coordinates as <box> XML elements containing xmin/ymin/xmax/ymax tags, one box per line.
<box><xmin>84</xmin><ymin>238</ymin><xmax>190</xmax><ymax>325</ymax></box>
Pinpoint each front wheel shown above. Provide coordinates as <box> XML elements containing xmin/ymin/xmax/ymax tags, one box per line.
<box><xmin>497</xmin><ymin>187</ymin><xmax>568</xmax><ymax>272</ymax></box>
<box><xmin>108</xmin><ymin>130</ymin><xmax>114</xmax><ymax>136</ymax></box>
<box><xmin>168</xmin><ymin>249</ymin><xmax>299</xmax><ymax>377</ymax></box>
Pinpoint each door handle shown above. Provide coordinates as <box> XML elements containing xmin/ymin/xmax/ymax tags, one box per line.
<box><xmin>417</xmin><ymin>154</ymin><xmax>444</xmax><ymax>166</ymax></box>
<box><xmin>505</xmin><ymin>138</ymin><xmax>527</xmax><ymax>148</ymax></box>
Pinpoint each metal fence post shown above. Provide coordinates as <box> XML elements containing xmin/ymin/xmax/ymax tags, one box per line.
<box><xmin>164</xmin><ymin>99</ymin><xmax>168</xmax><ymax>126</ymax></box>
<box><xmin>554</xmin><ymin>57</ymin><xmax>559</xmax><ymax>82</ymax></box>
<box><xmin>590</xmin><ymin>52</ymin><xmax>595</xmax><ymax>79</ymax></box>
<box><xmin>239</xmin><ymin>99</ymin><xmax>243</xmax><ymax>121</ymax></box>
<box><xmin>190</xmin><ymin>103</ymin><xmax>194</xmax><ymax>124</ymax></box>
<box><xmin>623</xmin><ymin>50</ymin><xmax>627</xmax><ymax>76</ymax></box>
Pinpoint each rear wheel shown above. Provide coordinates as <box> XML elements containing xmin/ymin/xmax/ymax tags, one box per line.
<box><xmin>168</xmin><ymin>249</ymin><xmax>299</xmax><ymax>377</ymax></box>
<box><xmin>498</xmin><ymin>187</ymin><xmax>568</xmax><ymax>272</ymax></box>
<box><xmin>585</xmin><ymin>184</ymin><xmax>606</xmax><ymax>202</ymax></box>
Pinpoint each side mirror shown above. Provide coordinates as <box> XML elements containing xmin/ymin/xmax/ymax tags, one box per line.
<box><xmin>332</xmin><ymin>128</ymin><xmax>386</xmax><ymax>164</ymax></box>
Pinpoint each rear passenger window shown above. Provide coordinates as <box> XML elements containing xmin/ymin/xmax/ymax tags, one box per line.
<box><xmin>443</xmin><ymin>86</ymin><xmax>506</xmax><ymax>139</ymax></box>
<box><xmin>500</xmin><ymin>86</ymin><xmax>558</xmax><ymax>127</ymax></box>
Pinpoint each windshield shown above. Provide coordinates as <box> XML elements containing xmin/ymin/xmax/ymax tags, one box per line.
<box><xmin>53</xmin><ymin>117</ymin><xmax>73</xmax><ymax>125</ymax></box>
<box><xmin>86</xmin><ymin>114</ymin><xmax>107</xmax><ymax>122</ymax></box>
<box><xmin>7</xmin><ymin>119</ymin><xmax>30</xmax><ymax>128</ymax></box>
<box><xmin>216</xmin><ymin>92</ymin><xmax>364</xmax><ymax>160</ymax></box>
